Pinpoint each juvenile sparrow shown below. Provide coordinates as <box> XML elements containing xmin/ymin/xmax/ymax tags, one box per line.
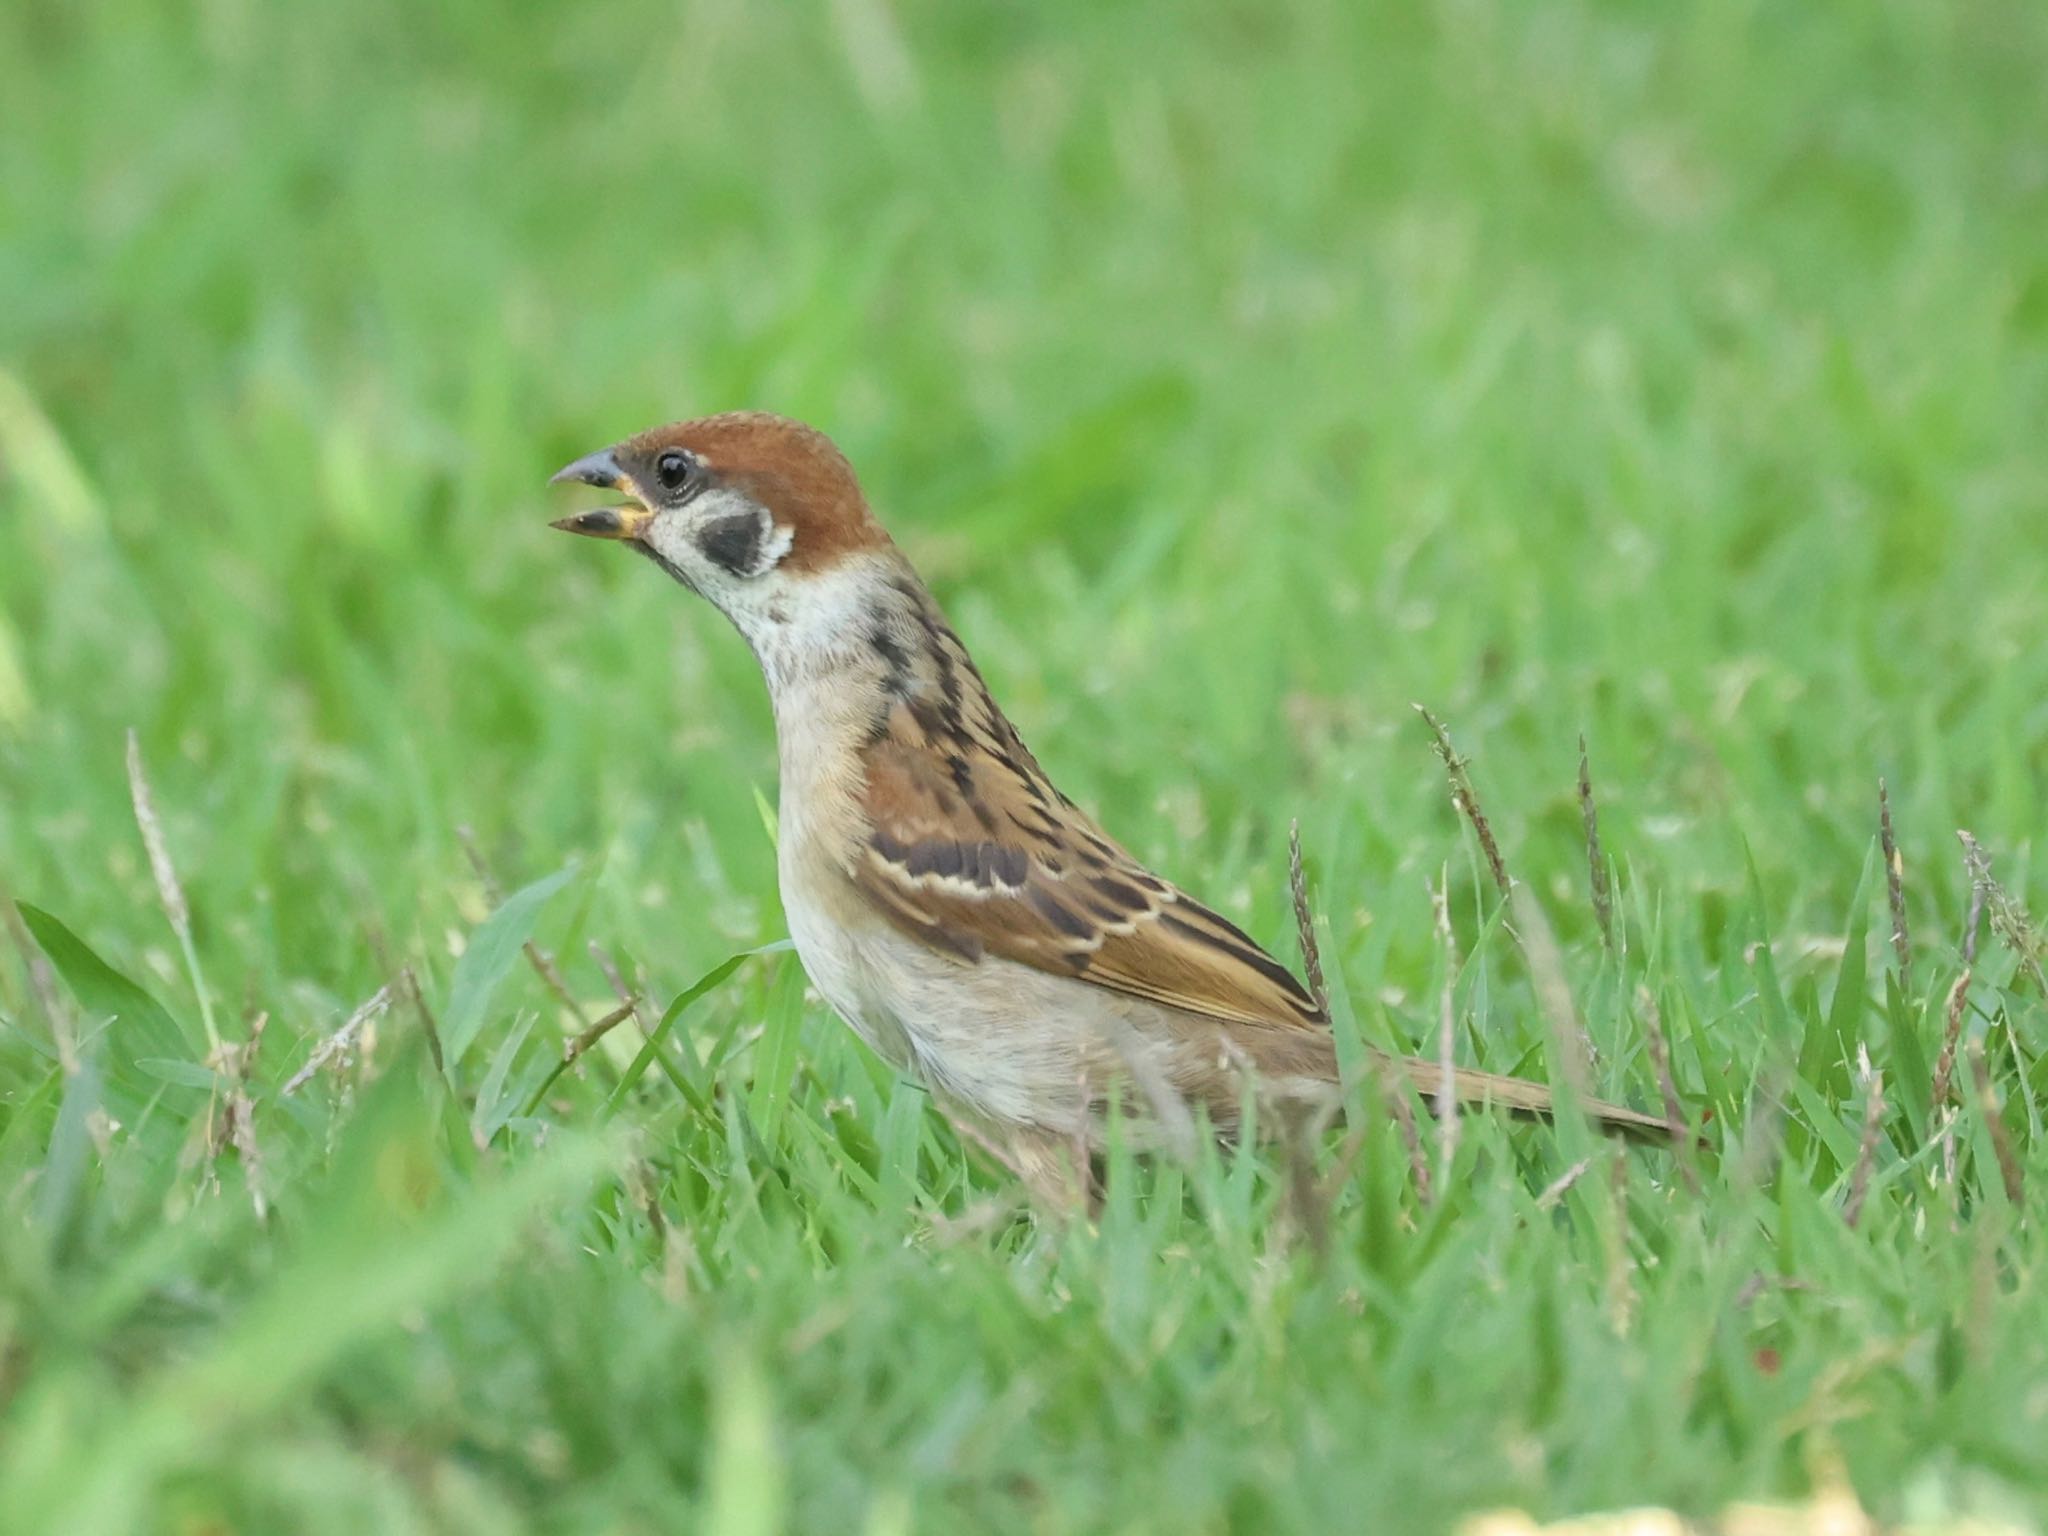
<box><xmin>552</xmin><ymin>413</ymin><xmax>1664</xmax><ymax>1187</ymax></box>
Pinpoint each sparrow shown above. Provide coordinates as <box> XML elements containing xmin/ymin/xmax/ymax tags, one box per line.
<box><xmin>551</xmin><ymin>412</ymin><xmax>1665</xmax><ymax>1189</ymax></box>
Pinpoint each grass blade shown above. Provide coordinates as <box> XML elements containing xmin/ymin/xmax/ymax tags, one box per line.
<box><xmin>745</xmin><ymin>958</ymin><xmax>806</xmax><ymax>1140</ymax></box>
<box><xmin>1803</xmin><ymin>842</ymin><xmax>1875</xmax><ymax>1103</ymax></box>
<box><xmin>470</xmin><ymin>1011</ymin><xmax>537</xmax><ymax>1146</ymax></box>
<box><xmin>438</xmin><ymin>865</ymin><xmax>577</xmax><ymax>1069</ymax></box>
<box><xmin>32</xmin><ymin>1056</ymin><xmax>100</xmax><ymax>1260</ymax></box>
<box><xmin>603</xmin><ymin>942</ymin><xmax>792</xmax><ymax>1121</ymax></box>
<box><xmin>18</xmin><ymin>903</ymin><xmax>201</xmax><ymax>1095</ymax></box>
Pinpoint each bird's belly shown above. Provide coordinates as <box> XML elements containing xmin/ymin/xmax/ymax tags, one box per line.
<box><xmin>780</xmin><ymin>875</ymin><xmax>1106</xmax><ymax>1135</ymax></box>
<box><xmin>782</xmin><ymin>885</ymin><xmax>917</xmax><ymax>1073</ymax></box>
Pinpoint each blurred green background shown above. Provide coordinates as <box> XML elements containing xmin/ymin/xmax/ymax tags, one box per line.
<box><xmin>3</xmin><ymin>1</ymin><xmax>2047</xmax><ymax>1532</ymax></box>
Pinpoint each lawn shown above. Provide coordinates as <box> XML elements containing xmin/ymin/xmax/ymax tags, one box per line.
<box><xmin>3</xmin><ymin>0</ymin><xmax>2047</xmax><ymax>1531</ymax></box>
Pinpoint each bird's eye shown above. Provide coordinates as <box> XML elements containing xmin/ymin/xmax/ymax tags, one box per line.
<box><xmin>655</xmin><ymin>449</ymin><xmax>693</xmax><ymax>492</ymax></box>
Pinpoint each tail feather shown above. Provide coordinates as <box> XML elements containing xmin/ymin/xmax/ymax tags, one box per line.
<box><xmin>1218</xmin><ymin>1026</ymin><xmax>1678</xmax><ymax>1146</ymax></box>
<box><xmin>1373</xmin><ymin>1049</ymin><xmax>1673</xmax><ymax>1145</ymax></box>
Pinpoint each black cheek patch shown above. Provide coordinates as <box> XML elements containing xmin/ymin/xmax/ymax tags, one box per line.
<box><xmin>696</xmin><ymin>513</ymin><xmax>765</xmax><ymax>577</ymax></box>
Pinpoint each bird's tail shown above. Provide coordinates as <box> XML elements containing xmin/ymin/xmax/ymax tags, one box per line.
<box><xmin>1371</xmin><ymin>1048</ymin><xmax>1673</xmax><ymax>1145</ymax></box>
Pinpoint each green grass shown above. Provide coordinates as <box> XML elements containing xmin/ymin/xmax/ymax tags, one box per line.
<box><xmin>4</xmin><ymin>0</ymin><xmax>2048</xmax><ymax>1530</ymax></box>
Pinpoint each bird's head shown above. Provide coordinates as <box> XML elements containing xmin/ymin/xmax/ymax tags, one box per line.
<box><xmin>551</xmin><ymin>412</ymin><xmax>890</xmax><ymax>643</ymax></box>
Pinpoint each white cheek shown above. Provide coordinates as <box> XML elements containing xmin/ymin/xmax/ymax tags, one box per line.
<box><xmin>640</xmin><ymin>491</ymin><xmax>808</xmax><ymax>655</ymax></box>
<box><xmin>642</xmin><ymin>487</ymin><xmax>765</xmax><ymax>590</ymax></box>
<box><xmin>641</xmin><ymin>518</ymin><xmax>702</xmax><ymax>580</ymax></box>
<box><xmin>756</xmin><ymin>520</ymin><xmax>795</xmax><ymax>572</ymax></box>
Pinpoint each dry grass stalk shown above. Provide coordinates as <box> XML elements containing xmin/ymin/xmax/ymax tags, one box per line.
<box><xmin>1371</xmin><ymin>1053</ymin><xmax>1434</xmax><ymax>1205</ymax></box>
<box><xmin>2</xmin><ymin>892</ymin><xmax>77</xmax><ymax>1074</ymax></box>
<box><xmin>1287</xmin><ymin>819</ymin><xmax>1329</xmax><ymax>1013</ymax></box>
<box><xmin>589</xmin><ymin>941</ymin><xmax>654</xmax><ymax>1031</ymax></box>
<box><xmin>215</xmin><ymin>1009</ymin><xmax>270</xmax><ymax>1220</ymax></box>
<box><xmin>1968</xmin><ymin>1042</ymin><xmax>2024</xmax><ymax>1208</ymax></box>
<box><xmin>514</xmin><ymin>993</ymin><xmax>649</xmax><ymax>1122</ymax></box>
<box><xmin>402</xmin><ymin>963</ymin><xmax>446</xmax><ymax>1074</ymax></box>
<box><xmin>1958</xmin><ymin>830</ymin><xmax>2047</xmax><ymax>996</ymax></box>
<box><xmin>1877</xmin><ymin>779</ymin><xmax>1912</xmax><ymax>993</ymax></box>
<box><xmin>1931</xmin><ymin>874</ymin><xmax>1987</xmax><ymax>1113</ymax></box>
<box><xmin>1842</xmin><ymin>1050</ymin><xmax>1885</xmax><ymax>1229</ymax></box>
<box><xmin>364</xmin><ymin>920</ymin><xmax>447</xmax><ymax>1074</ymax></box>
<box><xmin>284</xmin><ymin>983</ymin><xmax>393</xmax><ymax>1095</ymax></box>
<box><xmin>1510</xmin><ymin>884</ymin><xmax>1597</xmax><ymax>1101</ymax></box>
<box><xmin>1415</xmin><ymin>704</ymin><xmax>1511</xmax><ymax>899</ymax></box>
<box><xmin>1578</xmin><ymin>736</ymin><xmax>1615</xmax><ymax>951</ymax></box>
<box><xmin>1932</xmin><ymin>867</ymin><xmax>1987</xmax><ymax>1185</ymax></box>
<box><xmin>1535</xmin><ymin>1156</ymin><xmax>1594</xmax><ymax>1211</ymax></box>
<box><xmin>458</xmin><ymin>825</ymin><xmax>591</xmax><ymax>1028</ymax></box>
<box><xmin>1636</xmin><ymin>985</ymin><xmax>1700</xmax><ymax>1193</ymax></box>
<box><xmin>1430</xmin><ymin>870</ymin><xmax>1462</xmax><ymax>1186</ymax></box>
<box><xmin>126</xmin><ymin>728</ymin><xmax>220</xmax><ymax>1049</ymax></box>
<box><xmin>126</xmin><ymin>729</ymin><xmax>190</xmax><ymax>938</ymax></box>
<box><xmin>561</xmin><ymin>997</ymin><xmax>638</xmax><ymax>1068</ymax></box>
<box><xmin>187</xmin><ymin>1005</ymin><xmax>272</xmax><ymax>1221</ymax></box>
<box><xmin>1606</xmin><ymin>1152</ymin><xmax>1635</xmax><ymax>1332</ymax></box>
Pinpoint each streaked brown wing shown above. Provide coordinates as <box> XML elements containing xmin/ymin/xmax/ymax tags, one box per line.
<box><xmin>849</xmin><ymin>693</ymin><xmax>1326</xmax><ymax>1031</ymax></box>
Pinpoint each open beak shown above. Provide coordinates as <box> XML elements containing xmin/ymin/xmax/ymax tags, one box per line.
<box><xmin>549</xmin><ymin>448</ymin><xmax>653</xmax><ymax>541</ymax></box>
